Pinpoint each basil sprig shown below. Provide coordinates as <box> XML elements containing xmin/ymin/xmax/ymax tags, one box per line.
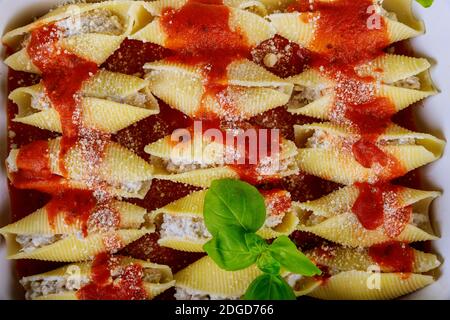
<box><xmin>416</xmin><ymin>0</ymin><xmax>433</xmax><ymax>8</ymax></box>
<box><xmin>203</xmin><ymin>179</ymin><xmax>322</xmax><ymax>300</ymax></box>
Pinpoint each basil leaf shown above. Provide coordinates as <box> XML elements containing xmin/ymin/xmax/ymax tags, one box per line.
<box><xmin>268</xmin><ymin>236</ymin><xmax>322</xmax><ymax>276</ymax></box>
<box><xmin>203</xmin><ymin>227</ymin><xmax>258</xmax><ymax>271</ymax></box>
<box><xmin>244</xmin><ymin>274</ymin><xmax>296</xmax><ymax>300</ymax></box>
<box><xmin>204</xmin><ymin>179</ymin><xmax>266</xmax><ymax>236</ymax></box>
<box><xmin>244</xmin><ymin>233</ymin><xmax>268</xmax><ymax>255</ymax></box>
<box><xmin>416</xmin><ymin>0</ymin><xmax>433</xmax><ymax>8</ymax></box>
<box><xmin>257</xmin><ymin>251</ymin><xmax>281</xmax><ymax>275</ymax></box>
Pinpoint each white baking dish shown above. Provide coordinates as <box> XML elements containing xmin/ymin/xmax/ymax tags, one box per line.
<box><xmin>0</xmin><ymin>0</ymin><xmax>449</xmax><ymax>300</ymax></box>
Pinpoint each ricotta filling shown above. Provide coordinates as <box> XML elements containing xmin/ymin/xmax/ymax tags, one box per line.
<box><xmin>160</xmin><ymin>206</ymin><xmax>287</xmax><ymax>242</ymax></box>
<box><xmin>159</xmin><ymin>153</ymin><xmax>296</xmax><ymax>178</ymax></box>
<box><xmin>30</xmin><ymin>93</ymin><xmax>52</xmax><ymax>111</ymax></box>
<box><xmin>287</xmin><ymin>85</ymin><xmax>328</xmax><ymax>110</ymax></box>
<box><xmin>21</xmin><ymin>266</ymin><xmax>166</xmax><ymax>300</ymax></box>
<box><xmin>304</xmin><ymin>130</ymin><xmax>417</xmax><ymax>150</ymax></box>
<box><xmin>160</xmin><ymin>214</ymin><xmax>212</xmax><ymax>241</ymax></box>
<box><xmin>391</xmin><ymin>76</ymin><xmax>421</xmax><ymax>90</ymax></box>
<box><xmin>174</xmin><ymin>287</ymin><xmax>239</xmax><ymax>301</ymax></box>
<box><xmin>20</xmin><ymin>276</ymin><xmax>90</xmax><ymax>300</ymax></box>
<box><xmin>16</xmin><ymin>234</ymin><xmax>70</xmax><ymax>253</ymax></box>
<box><xmin>57</xmin><ymin>9</ymin><xmax>124</xmax><ymax>37</ymax></box>
<box><xmin>108</xmin><ymin>91</ymin><xmax>153</xmax><ymax>108</ymax></box>
<box><xmin>6</xmin><ymin>150</ymin><xmax>19</xmax><ymax>173</ymax></box>
<box><xmin>119</xmin><ymin>180</ymin><xmax>144</xmax><ymax>193</ymax></box>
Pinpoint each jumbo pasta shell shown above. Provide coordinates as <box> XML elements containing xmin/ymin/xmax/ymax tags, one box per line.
<box><xmin>0</xmin><ymin>201</ymin><xmax>147</xmax><ymax>236</ymax></box>
<box><xmin>149</xmin><ymin>71</ymin><xmax>290</xmax><ymax>119</ymax></box>
<box><xmin>23</xmin><ymin>256</ymin><xmax>174</xmax><ymax>300</ymax></box>
<box><xmin>269</xmin><ymin>12</ymin><xmax>422</xmax><ymax>49</ymax></box>
<box><xmin>296</xmin><ymin>145</ymin><xmax>438</xmax><ymax>185</ymax></box>
<box><xmin>132</xmin><ymin>0</ymin><xmax>275</xmax><ymax>47</ymax></box>
<box><xmin>154</xmin><ymin>167</ymin><xmax>240</xmax><ymax>188</ymax></box>
<box><xmin>307</xmin><ymin>246</ymin><xmax>441</xmax><ymax>273</ymax></box>
<box><xmin>297</xmin><ymin>185</ymin><xmax>439</xmax><ymax>247</ymax></box>
<box><xmin>7</xmin><ymin>229</ymin><xmax>151</xmax><ymax>262</ymax></box>
<box><xmin>3</xmin><ymin>1</ymin><xmax>146</xmax><ymax>71</ymax></box>
<box><xmin>288</xmin><ymin>72</ymin><xmax>435</xmax><ymax>118</ymax></box>
<box><xmin>298</xmin><ymin>212</ymin><xmax>437</xmax><ymax>247</ymax></box>
<box><xmin>308</xmin><ymin>271</ymin><xmax>433</xmax><ymax>300</ymax></box>
<box><xmin>174</xmin><ymin>256</ymin><xmax>261</xmax><ymax>298</ymax></box>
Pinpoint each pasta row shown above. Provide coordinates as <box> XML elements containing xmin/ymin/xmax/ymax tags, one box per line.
<box><xmin>287</xmin><ymin>68</ymin><xmax>435</xmax><ymax>119</ymax></box>
<box><xmin>146</xmin><ymin>127</ymin><xmax>298</xmax><ymax>187</ymax></box>
<box><xmin>295</xmin><ymin>122</ymin><xmax>445</xmax><ymax>184</ymax></box>
<box><xmin>173</xmin><ymin>256</ymin><xmax>436</xmax><ymax>300</ymax></box>
<box><xmin>6</xmin><ymin>138</ymin><xmax>154</xmax><ymax>199</ymax></box>
<box><xmin>145</xmin><ymin>59</ymin><xmax>293</xmax><ymax>120</ymax></box>
<box><xmin>296</xmin><ymin>185</ymin><xmax>439</xmax><ymax>247</ymax></box>
<box><xmin>0</xmin><ymin>196</ymin><xmax>153</xmax><ymax>262</ymax></box>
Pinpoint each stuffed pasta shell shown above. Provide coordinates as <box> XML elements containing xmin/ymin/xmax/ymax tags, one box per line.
<box><xmin>19</xmin><ymin>255</ymin><xmax>174</xmax><ymax>300</ymax></box>
<box><xmin>151</xmin><ymin>189</ymin><xmax>298</xmax><ymax>252</ymax></box>
<box><xmin>4</xmin><ymin>1</ymin><xmax>149</xmax><ymax>72</ymax></box>
<box><xmin>296</xmin><ymin>184</ymin><xmax>440</xmax><ymax>247</ymax></box>
<box><xmin>306</xmin><ymin>242</ymin><xmax>441</xmax><ymax>274</ymax></box>
<box><xmin>6</xmin><ymin>138</ymin><xmax>154</xmax><ymax>199</ymax></box>
<box><xmin>286</xmin><ymin>65</ymin><xmax>435</xmax><ymax>119</ymax></box>
<box><xmin>295</xmin><ymin>122</ymin><xmax>445</xmax><ymax>184</ymax></box>
<box><xmin>174</xmin><ymin>254</ymin><xmax>436</xmax><ymax>300</ymax></box>
<box><xmin>145</xmin><ymin>126</ymin><xmax>298</xmax><ymax>187</ymax></box>
<box><xmin>269</xmin><ymin>0</ymin><xmax>424</xmax><ymax>51</ymax></box>
<box><xmin>0</xmin><ymin>194</ymin><xmax>153</xmax><ymax>262</ymax></box>
<box><xmin>144</xmin><ymin>59</ymin><xmax>293</xmax><ymax>120</ymax></box>
<box><xmin>10</xmin><ymin>70</ymin><xmax>158</xmax><ymax>133</ymax></box>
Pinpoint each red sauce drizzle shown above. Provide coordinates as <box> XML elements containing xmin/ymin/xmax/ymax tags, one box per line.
<box><xmin>260</xmin><ymin>189</ymin><xmax>292</xmax><ymax>216</ymax></box>
<box><xmin>15</xmin><ymin>140</ymin><xmax>52</xmax><ymax>179</ymax></box>
<box><xmin>308</xmin><ymin>0</ymin><xmax>389</xmax><ymax>63</ymax></box>
<box><xmin>76</xmin><ymin>253</ymin><xmax>148</xmax><ymax>300</ymax></box>
<box><xmin>45</xmin><ymin>190</ymin><xmax>97</xmax><ymax>236</ymax></box>
<box><xmin>11</xmin><ymin>140</ymin><xmax>66</xmax><ymax>191</ymax></box>
<box><xmin>352</xmin><ymin>182</ymin><xmax>412</xmax><ymax>237</ymax></box>
<box><xmin>160</xmin><ymin>0</ymin><xmax>250</xmax><ymax>118</ymax></box>
<box><xmin>369</xmin><ymin>242</ymin><xmax>415</xmax><ymax>273</ymax></box>
<box><xmin>289</xmin><ymin>0</ymin><xmax>405</xmax><ymax>177</ymax></box>
<box><xmin>27</xmin><ymin>24</ymin><xmax>99</xmax><ymax>175</ymax></box>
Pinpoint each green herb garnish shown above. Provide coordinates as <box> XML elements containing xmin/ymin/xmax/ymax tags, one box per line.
<box><xmin>416</xmin><ymin>0</ymin><xmax>433</xmax><ymax>8</ymax></box>
<box><xmin>203</xmin><ymin>179</ymin><xmax>322</xmax><ymax>300</ymax></box>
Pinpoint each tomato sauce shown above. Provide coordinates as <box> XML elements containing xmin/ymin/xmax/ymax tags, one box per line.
<box><xmin>76</xmin><ymin>253</ymin><xmax>148</xmax><ymax>300</ymax></box>
<box><xmin>45</xmin><ymin>190</ymin><xmax>101</xmax><ymax>236</ymax></box>
<box><xmin>10</xmin><ymin>140</ymin><xmax>67</xmax><ymax>192</ymax></box>
<box><xmin>369</xmin><ymin>242</ymin><xmax>415</xmax><ymax>273</ymax></box>
<box><xmin>178</xmin><ymin>120</ymin><xmax>284</xmax><ymax>184</ymax></box>
<box><xmin>260</xmin><ymin>190</ymin><xmax>292</xmax><ymax>216</ymax></box>
<box><xmin>159</xmin><ymin>0</ymin><xmax>250</xmax><ymax>119</ymax></box>
<box><xmin>352</xmin><ymin>182</ymin><xmax>412</xmax><ymax>238</ymax></box>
